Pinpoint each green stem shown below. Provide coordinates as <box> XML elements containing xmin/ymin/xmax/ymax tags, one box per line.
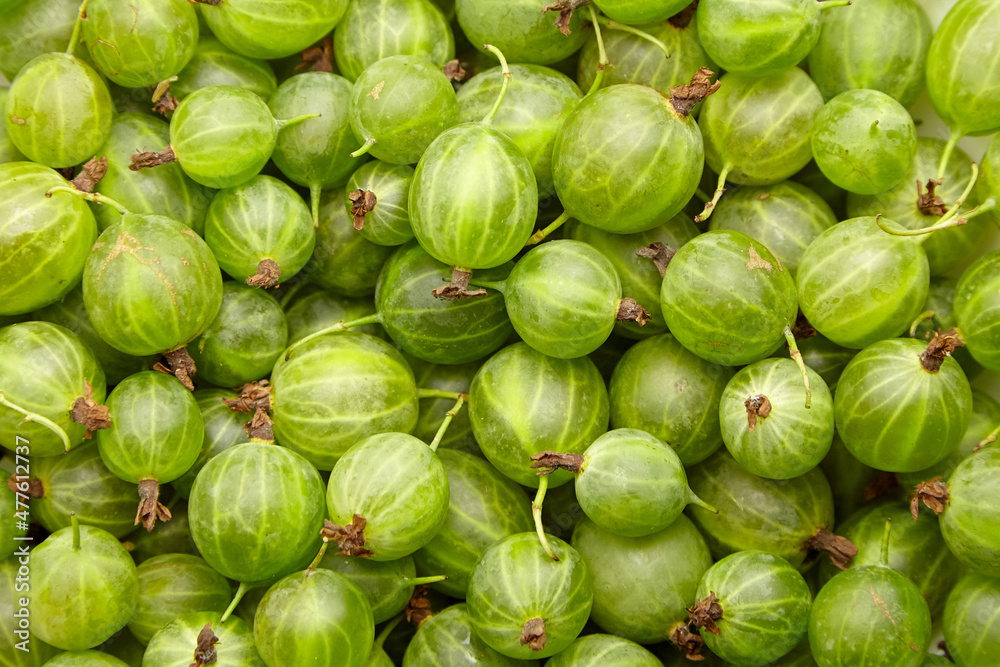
<box><xmin>0</xmin><ymin>392</ymin><xmax>72</xmax><ymax>453</ymax></box>
<box><xmin>221</xmin><ymin>582</ymin><xmax>251</xmax><ymax>624</ymax></box>
<box><xmin>955</xmin><ymin>197</ymin><xmax>997</xmax><ymax>228</ymax></box>
<box><xmin>937</xmin><ymin>129</ymin><xmax>964</xmax><ymax>181</ymax></box>
<box><xmin>687</xmin><ymin>490</ymin><xmax>717</xmax><ymax>513</ymax></box>
<box><xmin>275</xmin><ymin>113</ymin><xmax>321</xmax><ymax>132</ymax></box>
<box><xmin>592</xmin><ymin>16</ymin><xmax>670</xmax><ymax>58</ymax></box>
<box><xmin>283</xmin><ymin>313</ymin><xmax>382</xmax><ymax>360</ymax></box>
<box><xmin>527</xmin><ymin>210</ymin><xmax>571</xmax><ymax>246</ymax></box>
<box><xmin>879</xmin><ymin>518</ymin><xmax>892</xmax><ymax>568</ymax></box>
<box><xmin>428</xmin><ymin>395</ymin><xmax>466</xmax><ymax>452</ymax></box>
<box><xmin>481</xmin><ymin>45</ymin><xmax>512</xmax><ymax>125</ymax></box>
<box><xmin>784</xmin><ymin>326</ymin><xmax>812</xmax><ymax>409</ymax></box>
<box><xmin>532</xmin><ymin>474</ymin><xmax>559</xmax><ymax>561</ymax></box>
<box><xmin>586</xmin><ymin>5</ymin><xmax>610</xmax><ymax>97</ymax></box>
<box><xmin>975</xmin><ymin>423</ymin><xmax>1000</xmax><ymax>453</ymax></box>
<box><xmin>467</xmin><ymin>278</ymin><xmax>504</xmax><ymax>292</ymax></box>
<box><xmin>71</xmin><ymin>512</ymin><xmax>80</xmax><ymax>550</ymax></box>
<box><xmin>350</xmin><ymin>137</ymin><xmax>376</xmax><ymax>159</ymax></box>
<box><xmin>908</xmin><ymin>310</ymin><xmax>936</xmax><ymax>338</ymax></box>
<box><xmin>405</xmin><ymin>574</ymin><xmax>448</xmax><ymax>586</ymax></box>
<box><xmin>416</xmin><ymin>388</ymin><xmax>464</xmax><ymax>401</ymax></box>
<box><xmin>309</xmin><ymin>184</ymin><xmax>322</xmax><ymax>228</ymax></box>
<box><xmin>877</xmin><ymin>165</ymin><xmax>986</xmax><ymax>236</ymax></box>
<box><xmin>374</xmin><ymin>614</ymin><xmax>405</xmax><ymax>651</ymax></box>
<box><xmin>306</xmin><ymin>541</ymin><xmax>329</xmax><ymax>574</ymax></box>
<box><xmin>695</xmin><ymin>164</ymin><xmax>732</xmax><ymax>223</ymax></box>
<box><xmin>46</xmin><ymin>186</ymin><xmax>129</xmax><ymax>215</ymax></box>
<box><xmin>817</xmin><ymin>0</ymin><xmax>852</xmax><ymax>8</ymax></box>
<box><xmin>66</xmin><ymin>0</ymin><xmax>90</xmax><ymax>55</ymax></box>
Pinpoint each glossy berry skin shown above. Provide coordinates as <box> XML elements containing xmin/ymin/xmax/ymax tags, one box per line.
<box><xmin>834</xmin><ymin>339</ymin><xmax>972</xmax><ymax>473</ymax></box>
<box><xmin>43</xmin><ymin>652</ymin><xmax>130</xmax><ymax>666</ymax></box>
<box><xmin>199</xmin><ymin>0</ymin><xmax>348</xmax><ymax>60</ymax></box>
<box><xmin>940</xmin><ymin>449</ymin><xmax>1000</xmax><ymax>577</ymax></box>
<box><xmin>662</xmin><ymin>230</ymin><xmax>798</xmax><ymax>366</ymax></box>
<box><xmin>467</xmin><ymin>532</ymin><xmax>593</xmax><ymax>660</ymax></box>
<box><xmin>142</xmin><ymin>612</ymin><xmax>264</xmax><ymax>667</ymax></box>
<box><xmin>943</xmin><ymin>572</ymin><xmax>1000</xmax><ymax>667</ymax></box>
<box><xmin>955</xmin><ymin>251</ymin><xmax>1000</xmax><ymax>373</ymax></box>
<box><xmin>253</xmin><ymin>569</ymin><xmax>375</xmax><ymax>667</ymax></box>
<box><xmin>0</xmin><ymin>88</ymin><xmax>23</xmax><ymax>164</ymax></box>
<box><xmin>345</xmin><ymin>161</ymin><xmax>415</xmax><ymax>246</ymax></box>
<box><xmin>981</xmin><ymin>134</ymin><xmax>1000</xmax><ymax>224</ymax></box>
<box><xmin>552</xmin><ymin>84</ymin><xmax>704</xmax><ymax>234</ymax></box>
<box><xmin>0</xmin><ymin>162</ymin><xmax>97</xmax><ymax>316</ymax></box>
<box><xmin>171</xmin><ymin>388</ymin><xmax>252</xmax><ymax>497</ymax></box>
<box><xmin>698</xmin><ymin>551</ymin><xmax>812</xmax><ymax>666</ymax></box>
<box><xmin>796</xmin><ymin>217</ymin><xmax>929</xmax><ymax>349</ymax></box>
<box><xmin>456</xmin><ymin>0</ymin><xmax>584</xmax><ymax>65</ymax></box>
<box><xmin>284</xmin><ymin>289</ymin><xmax>381</xmax><ymax>345</ymax></box>
<box><xmin>0</xmin><ymin>482</ymin><xmax>27</xmax><ymax>561</ymax></box>
<box><xmin>173</xmin><ymin>37</ymin><xmax>277</xmax><ymax>101</ymax></box>
<box><xmin>0</xmin><ymin>0</ymin><xmax>80</xmax><ymax>81</ymax></box>
<box><xmin>4</xmin><ymin>53</ymin><xmax>113</xmax><ymax>168</ymax></box>
<box><xmin>546</xmin><ymin>634</ymin><xmax>661</xmax><ymax>667</ymax></box>
<box><xmin>402</xmin><ymin>604</ymin><xmax>535</xmax><ymax>666</ymax></box>
<box><xmin>812</xmin><ymin>89</ymin><xmax>917</xmax><ymax>195</ymax></box>
<box><xmin>592</xmin><ymin>0</ymin><xmax>689</xmax><ymax>23</ymax></box>
<box><xmin>310</xmin><ymin>191</ymin><xmax>394</xmax><ymax>297</ymax></box>
<box><xmin>319</xmin><ymin>552</ymin><xmax>424</xmax><ymax>623</ymax></box>
<box><xmin>408</xmin><ymin>360</ymin><xmax>479</xmax><ymax>453</ymax></box>
<box><xmin>2</xmin><ymin>559</ymin><xmax>62</xmax><ymax>665</ymax></box>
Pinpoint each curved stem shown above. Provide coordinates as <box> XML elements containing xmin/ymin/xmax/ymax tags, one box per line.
<box><xmin>592</xmin><ymin>16</ymin><xmax>670</xmax><ymax>58</ymax></box>
<box><xmin>309</xmin><ymin>184</ymin><xmax>322</xmax><ymax>228</ymax></box>
<box><xmin>306</xmin><ymin>540</ymin><xmax>329</xmax><ymax>574</ymax></box>
<box><xmin>416</xmin><ymin>388</ymin><xmax>464</xmax><ymax>401</ymax></box>
<box><xmin>66</xmin><ymin>0</ymin><xmax>90</xmax><ymax>55</ymax></box>
<box><xmin>974</xmin><ymin>423</ymin><xmax>1000</xmax><ymax>453</ymax></box>
<box><xmin>695</xmin><ymin>165</ymin><xmax>731</xmax><ymax>223</ymax></box>
<box><xmin>908</xmin><ymin>310</ymin><xmax>936</xmax><ymax>338</ymax></box>
<box><xmin>527</xmin><ymin>210</ymin><xmax>571</xmax><ymax>246</ymax></box>
<box><xmin>955</xmin><ymin>197</ymin><xmax>997</xmax><ymax>228</ymax></box>
<box><xmin>405</xmin><ymin>574</ymin><xmax>448</xmax><ymax>586</ymax></box>
<box><xmin>283</xmin><ymin>313</ymin><xmax>382</xmax><ymax>360</ymax></box>
<box><xmin>0</xmin><ymin>392</ymin><xmax>72</xmax><ymax>453</ymax></box>
<box><xmin>531</xmin><ymin>474</ymin><xmax>559</xmax><ymax>561</ymax></box>
<box><xmin>428</xmin><ymin>394</ymin><xmax>466</xmax><ymax>453</ymax></box>
<box><xmin>45</xmin><ymin>186</ymin><xmax>129</xmax><ymax>215</ymax></box>
<box><xmin>876</xmin><ymin>159</ymin><xmax>982</xmax><ymax>236</ymax></box>
<box><xmin>879</xmin><ymin>518</ymin><xmax>892</xmax><ymax>568</ymax></box>
<box><xmin>783</xmin><ymin>326</ymin><xmax>812</xmax><ymax>409</ymax></box>
<box><xmin>937</xmin><ymin>129</ymin><xmax>964</xmax><ymax>181</ymax></box>
<box><xmin>687</xmin><ymin>490</ymin><xmax>717</xmax><ymax>513</ymax></box>
<box><xmin>275</xmin><ymin>113</ymin><xmax>322</xmax><ymax>132</ymax></box>
<box><xmin>586</xmin><ymin>5</ymin><xmax>610</xmax><ymax>97</ymax></box>
<box><xmin>374</xmin><ymin>614</ymin><xmax>405</xmax><ymax>651</ymax></box>
<box><xmin>220</xmin><ymin>582</ymin><xmax>251</xmax><ymax>624</ymax></box>
<box><xmin>817</xmin><ymin>0</ymin><xmax>852</xmax><ymax>8</ymax></box>
<box><xmin>481</xmin><ymin>45</ymin><xmax>512</xmax><ymax>125</ymax></box>
<box><xmin>350</xmin><ymin>137</ymin><xmax>376</xmax><ymax>159</ymax></box>
<box><xmin>71</xmin><ymin>512</ymin><xmax>80</xmax><ymax>550</ymax></box>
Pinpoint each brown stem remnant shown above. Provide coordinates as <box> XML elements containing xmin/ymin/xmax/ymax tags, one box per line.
<box><xmin>541</xmin><ymin>0</ymin><xmax>590</xmax><ymax>36</ymax></box>
<box><xmin>519</xmin><ymin>617</ymin><xmax>547</xmax><ymax>652</ymax></box>
<box><xmin>616</xmin><ymin>298</ymin><xmax>650</xmax><ymax>326</ymax></box>
<box><xmin>744</xmin><ymin>394</ymin><xmax>772</xmax><ymax>432</ymax></box>
<box><xmin>136</xmin><ymin>478</ymin><xmax>171</xmax><ymax>532</ymax></box>
<box><xmin>669</xmin><ymin>624</ymin><xmax>706</xmax><ymax>661</ymax></box>
<box><xmin>530</xmin><ymin>451</ymin><xmax>584</xmax><ymax>475</ymax></box>
<box><xmin>791</xmin><ymin>310</ymin><xmax>818</xmax><ymax>340</ymax></box>
<box><xmin>246</xmin><ymin>258</ymin><xmax>281</xmax><ymax>288</ymax></box>
<box><xmin>668</xmin><ymin>0</ymin><xmax>699</xmax><ymax>28</ymax></box>
<box><xmin>405</xmin><ymin>584</ymin><xmax>434</xmax><ymax>628</ymax></box>
<box><xmin>919</xmin><ymin>328</ymin><xmax>964</xmax><ymax>373</ymax></box>
<box><xmin>864</xmin><ymin>471</ymin><xmax>899</xmax><ymax>501</ymax></box>
<box><xmin>806</xmin><ymin>527</ymin><xmax>858</xmax><ymax>570</ymax></box>
<box><xmin>298</xmin><ymin>36</ymin><xmax>334</xmax><ymax>73</ymax></box>
<box><xmin>321</xmin><ymin>515</ymin><xmax>373</xmax><ymax>557</ymax></box>
<box><xmin>151</xmin><ymin>80</ymin><xmax>179</xmax><ymax>116</ymax></box>
<box><xmin>688</xmin><ymin>592</ymin><xmax>723</xmax><ymax>635</ymax></box>
<box><xmin>244</xmin><ymin>408</ymin><xmax>274</xmax><ymax>441</ymax></box>
<box><xmin>636</xmin><ymin>242</ymin><xmax>677</xmax><ymax>278</ymax></box>
<box><xmin>444</xmin><ymin>59</ymin><xmax>469</xmax><ymax>83</ymax></box>
<box><xmin>71</xmin><ymin>378</ymin><xmax>112</xmax><ymax>438</ymax></box>
<box><xmin>189</xmin><ymin>623</ymin><xmax>220</xmax><ymax>667</ymax></box>
<box><xmin>7</xmin><ymin>475</ymin><xmax>44</xmax><ymax>499</ymax></box>
<box><xmin>348</xmin><ymin>189</ymin><xmax>377</xmax><ymax>230</ymax></box>
<box><xmin>223</xmin><ymin>380</ymin><xmax>272</xmax><ymax>414</ymax></box>
<box><xmin>432</xmin><ymin>267</ymin><xmax>488</xmax><ymax>300</ymax></box>
<box><xmin>153</xmin><ymin>347</ymin><xmax>197</xmax><ymax>391</ymax></box>
<box><xmin>129</xmin><ymin>146</ymin><xmax>177</xmax><ymax>172</ymax></box>
<box><xmin>70</xmin><ymin>156</ymin><xmax>108</xmax><ymax>193</ymax></box>
<box><xmin>917</xmin><ymin>179</ymin><xmax>948</xmax><ymax>217</ymax></box>
<box><xmin>910</xmin><ymin>477</ymin><xmax>949</xmax><ymax>519</ymax></box>
<box><xmin>669</xmin><ymin>68</ymin><xmax>720</xmax><ymax>118</ymax></box>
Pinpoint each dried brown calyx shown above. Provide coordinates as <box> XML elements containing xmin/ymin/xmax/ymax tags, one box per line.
<box><xmin>444</xmin><ymin>59</ymin><xmax>470</xmax><ymax>84</ymax></box>
<box><xmin>688</xmin><ymin>592</ymin><xmax>723</xmax><ymax>635</ymax></box>
<box><xmin>70</xmin><ymin>156</ymin><xmax>108</xmax><ymax>193</ymax></box>
<box><xmin>616</xmin><ymin>298</ymin><xmax>651</xmax><ymax>326</ymax></box>
<box><xmin>669</xmin><ymin>623</ymin><xmax>706</xmax><ymax>661</ymax></box>
<box><xmin>530</xmin><ymin>451</ymin><xmax>584</xmax><ymax>475</ymax></box>
<box><xmin>348</xmin><ymin>189</ymin><xmax>377</xmax><ymax>230</ymax></box>
<box><xmin>668</xmin><ymin>0</ymin><xmax>699</xmax><ymax>28</ymax></box>
<box><xmin>864</xmin><ymin>471</ymin><xmax>899</xmax><ymax>501</ymax></box>
<box><xmin>321</xmin><ymin>515</ymin><xmax>373</xmax><ymax>557</ymax></box>
<box><xmin>541</xmin><ymin>0</ymin><xmax>590</xmax><ymax>36</ymax></box>
<box><xmin>244</xmin><ymin>408</ymin><xmax>274</xmax><ymax>441</ymax></box>
<box><xmin>298</xmin><ymin>36</ymin><xmax>334</xmax><ymax>73</ymax></box>
<box><xmin>636</xmin><ymin>242</ymin><xmax>677</xmax><ymax>278</ymax></box>
<box><xmin>129</xmin><ymin>146</ymin><xmax>177</xmax><ymax>171</ymax></box>
<box><xmin>791</xmin><ymin>310</ymin><xmax>818</xmax><ymax>340</ymax></box>
<box><xmin>153</xmin><ymin>347</ymin><xmax>198</xmax><ymax>391</ymax></box>
<box><xmin>152</xmin><ymin>79</ymin><xmax>179</xmax><ymax>116</ymax></box>
<box><xmin>432</xmin><ymin>267</ymin><xmax>488</xmax><ymax>300</ymax></box>
<box><xmin>669</xmin><ymin>68</ymin><xmax>721</xmax><ymax>118</ymax></box>
<box><xmin>806</xmin><ymin>527</ymin><xmax>858</xmax><ymax>570</ymax></box>
<box><xmin>246</xmin><ymin>258</ymin><xmax>282</xmax><ymax>288</ymax></box>
<box><xmin>917</xmin><ymin>179</ymin><xmax>948</xmax><ymax>217</ymax></box>
<box><xmin>911</xmin><ymin>477</ymin><xmax>949</xmax><ymax>519</ymax></box>
<box><xmin>136</xmin><ymin>478</ymin><xmax>172</xmax><ymax>532</ymax></box>
<box><xmin>71</xmin><ymin>378</ymin><xmax>112</xmax><ymax>438</ymax></box>
<box><xmin>744</xmin><ymin>394</ymin><xmax>772</xmax><ymax>432</ymax></box>
<box><xmin>519</xmin><ymin>617</ymin><xmax>547</xmax><ymax>652</ymax></box>
<box><xmin>919</xmin><ymin>328</ymin><xmax>964</xmax><ymax>373</ymax></box>
<box><xmin>7</xmin><ymin>475</ymin><xmax>44</xmax><ymax>499</ymax></box>
<box><xmin>223</xmin><ymin>380</ymin><xmax>272</xmax><ymax>413</ymax></box>
<box><xmin>189</xmin><ymin>623</ymin><xmax>220</xmax><ymax>667</ymax></box>
<box><xmin>405</xmin><ymin>584</ymin><xmax>434</xmax><ymax>628</ymax></box>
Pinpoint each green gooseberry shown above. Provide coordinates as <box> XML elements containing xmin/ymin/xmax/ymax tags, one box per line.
<box><xmin>402</xmin><ymin>603</ymin><xmax>537</xmax><ymax>666</ymax></box>
<box><xmin>271</xmin><ymin>332</ymin><xmax>419</xmax><ymax>469</ymax></box>
<box><xmin>457</xmin><ymin>63</ymin><xmax>582</xmax><ymax>199</ymax></box>
<box><xmin>708</xmin><ymin>181</ymin><xmax>836</xmax><ymax>275</ymax></box>
<box><xmin>33</xmin><ymin>518</ymin><xmax>139</xmax><ymax>651</ymax></box>
<box><xmin>31</xmin><ymin>445</ymin><xmax>138</xmax><ymax>539</ymax></box>
<box><xmin>456</xmin><ymin>0</ymin><xmax>584</xmax><ymax>65</ymax></box>
<box><xmin>1</xmin><ymin>558</ymin><xmax>62</xmax><ymax>666</ymax></box>
<box><xmin>686</xmin><ymin>451</ymin><xmax>839</xmax><ymax>569</ymax></box>
<box><xmin>0</xmin><ymin>0</ymin><xmax>80</xmax><ymax>81</ymax></box>
<box><xmin>467</xmin><ymin>532</ymin><xmax>593</xmax><ymax>660</ymax></box>
<box><xmin>796</xmin><ymin>216</ymin><xmax>929</xmax><ymax>349</ymax></box>
<box><xmin>552</xmin><ymin>83</ymin><xmax>706</xmax><ymax>234</ymax></box>
<box><xmin>172</xmin><ymin>37</ymin><xmax>277</xmax><ymax>101</ymax></box>
<box><xmin>807</xmin><ymin>0</ymin><xmax>932</xmax><ymax>108</ymax></box>
<box><xmin>720</xmin><ymin>358</ymin><xmax>834</xmax><ymax>480</ymax></box>
<box><xmin>811</xmin><ymin>89</ymin><xmax>917</xmax><ymax>195</ymax></box>
<box><xmin>5</xmin><ymin>52</ymin><xmax>113</xmax><ymax>168</ymax></box>
<box><xmin>694</xmin><ymin>551</ymin><xmax>812</xmax><ymax>666</ymax></box>
<box><xmin>253</xmin><ymin>567</ymin><xmax>374</xmax><ymax>667</ymax></box>
<box><xmin>188</xmin><ymin>283</ymin><xmax>288</xmax><ymax>388</ymax></box>
<box><xmin>816</xmin><ymin>500</ymin><xmax>962</xmax><ymax>618</ymax></box>
<box><xmin>696</xmin><ymin>0</ymin><xmax>849</xmax><ymax>78</ymax></box>
<box><xmin>0</xmin><ymin>479</ymin><xmax>27</xmax><ymax>560</ymax></box>
<box><xmin>809</xmin><ymin>522</ymin><xmax>931</xmax><ymax>667</ymax></box>
<box><xmin>0</xmin><ymin>321</ymin><xmax>106</xmax><ymax>457</ymax></box>
<box><xmin>943</xmin><ymin>572</ymin><xmax>1000</xmax><ymax>667</ymax></box>
<box><xmin>195</xmin><ymin>0</ymin><xmax>348</xmax><ymax>60</ymax></box>
<box><xmin>413</xmin><ymin>448</ymin><xmax>533</xmax><ymax>598</ymax></box>
<box><xmin>408</xmin><ymin>360</ymin><xmax>479</xmax><ymax>453</ymax></box>
<box><xmin>129</xmin><ymin>84</ymin><xmax>319</xmax><ymax>190</ymax></box>
<box><xmin>309</xmin><ymin>190</ymin><xmax>394</xmax><ymax>297</ymax></box>
<box><xmin>980</xmin><ymin>133</ymin><xmax>999</xmax><ymax>224</ymax></box>
<box><xmin>568</xmin><ymin>213</ymin><xmax>699</xmax><ymax>339</ymax></box>
<box><xmin>572</xmin><ymin>515</ymin><xmax>712</xmax><ymax>644</ymax></box>
<box><xmin>43</xmin><ymin>652</ymin><xmax>129</xmax><ymax>666</ymax></box>
<box><xmin>350</xmin><ymin>55</ymin><xmax>460</xmax><ymax>165</ymax></box>
<box><xmin>188</xmin><ymin>441</ymin><xmax>326</xmax><ymax>584</ymax></box>
<box><xmin>89</xmin><ymin>113</ymin><xmax>214</xmax><ymax>234</ymax></box>
<box><xmin>203</xmin><ymin>175</ymin><xmax>315</xmax><ymax>287</ymax></box>
<box><xmin>834</xmin><ymin>338</ymin><xmax>972</xmax><ymax>473</ymax></box>
<box><xmin>593</xmin><ymin>0</ymin><xmax>690</xmax><ymax>23</ymax></box>
<box><xmin>935</xmin><ymin>449</ymin><xmax>1000</xmax><ymax>577</ymax></box>
<box><xmin>83</xmin><ymin>0</ymin><xmax>198</xmax><ymax>88</ymax></box>
<box><xmin>545</xmin><ymin>634</ymin><xmax>662</xmax><ymax>667</ymax></box>
<box><xmin>609</xmin><ymin>333</ymin><xmax>733</xmax><ymax>465</ymax></box>
<box><xmin>0</xmin><ymin>162</ymin><xmax>97</xmax><ymax>315</ymax></box>
<box><xmin>283</xmin><ymin>289</ymin><xmax>382</xmax><ymax>344</ymax></box>
<box><xmin>775</xmin><ymin>334</ymin><xmax>857</xmax><ymax>394</ymax></box>
<box><xmin>662</xmin><ymin>229</ymin><xmax>799</xmax><ymax>366</ymax></box>
<box><xmin>0</xmin><ymin>87</ymin><xmax>25</xmax><ymax>163</ymax></box>
<box><xmin>819</xmin><ymin>434</ymin><xmax>880</xmax><ymax>524</ymax></box>
<box><xmin>142</xmin><ymin>612</ymin><xmax>264</xmax><ymax>667</ymax></box>
<box><xmin>334</xmin><ymin>0</ymin><xmax>453</xmax><ymax>82</ymax></box>
<box><xmin>126</xmin><ymin>500</ymin><xmax>199</xmax><ymax>564</ymax></box>
<box><xmin>345</xmin><ymin>161</ymin><xmax>414</xmax><ymax>246</ymax></box>
<box><xmin>170</xmin><ymin>388</ymin><xmax>251</xmax><ymax>498</ymax></box>
<box><xmin>128</xmin><ymin>554</ymin><xmax>232</xmax><ymax>645</ymax></box>
<box><xmin>952</xmin><ymin>250</ymin><xmax>1000</xmax><ymax>374</ymax></box>
<box><xmin>792</xmin><ymin>159</ymin><xmax>848</xmax><ymax>218</ymax></box>
<box><xmin>469</xmin><ymin>342</ymin><xmax>609</xmax><ymax>487</ymax></box>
